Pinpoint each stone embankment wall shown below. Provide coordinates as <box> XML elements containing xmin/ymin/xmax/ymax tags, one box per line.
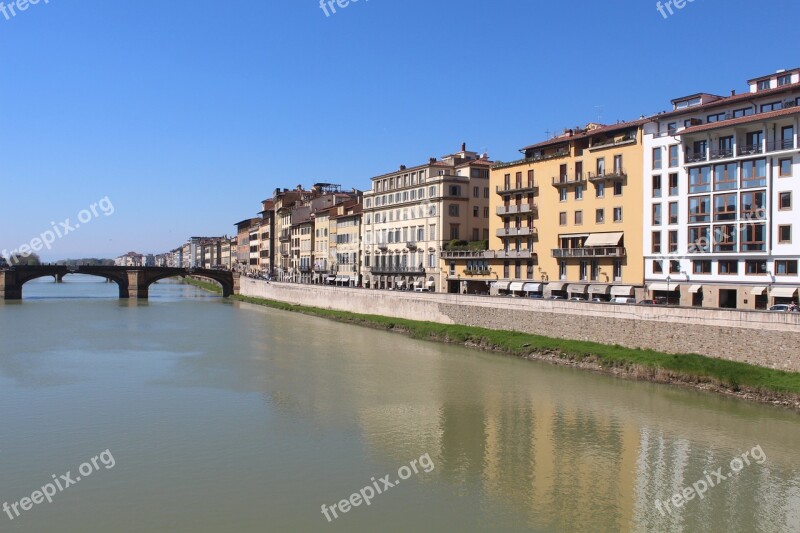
<box><xmin>239</xmin><ymin>278</ymin><xmax>800</xmax><ymax>372</ymax></box>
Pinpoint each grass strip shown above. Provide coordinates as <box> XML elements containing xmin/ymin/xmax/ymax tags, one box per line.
<box><xmin>182</xmin><ymin>276</ymin><xmax>223</xmax><ymax>293</ymax></box>
<box><xmin>232</xmin><ymin>294</ymin><xmax>800</xmax><ymax>397</ymax></box>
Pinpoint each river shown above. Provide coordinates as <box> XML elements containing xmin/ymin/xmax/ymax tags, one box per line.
<box><xmin>0</xmin><ymin>275</ymin><xmax>798</xmax><ymax>532</ymax></box>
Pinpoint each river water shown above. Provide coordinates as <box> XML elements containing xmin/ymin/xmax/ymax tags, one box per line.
<box><xmin>0</xmin><ymin>275</ymin><xmax>798</xmax><ymax>532</ymax></box>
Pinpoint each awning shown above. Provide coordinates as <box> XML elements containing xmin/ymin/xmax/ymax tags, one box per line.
<box><xmin>750</xmin><ymin>286</ymin><xmax>767</xmax><ymax>295</ymax></box>
<box><xmin>772</xmin><ymin>287</ymin><xmax>798</xmax><ymax>298</ymax></box>
<box><xmin>397</xmin><ymin>280</ymin><xmax>406</xmax><ymax>287</ymax></box>
<box><xmin>426</xmin><ymin>281</ymin><xmax>435</xmax><ymax>288</ymax></box>
<box><xmin>649</xmin><ymin>282</ymin><xmax>679</xmax><ymax>292</ymax></box>
<box><xmin>567</xmin><ymin>284</ymin><xmax>587</xmax><ymax>294</ymax></box>
<box><xmin>584</xmin><ymin>232</ymin><xmax>624</xmax><ymax>247</ymax></box>
<box><xmin>547</xmin><ymin>282</ymin><xmax>567</xmax><ymax>291</ymax></box>
<box><xmin>327</xmin><ymin>275</ymin><xmax>336</xmax><ymax>280</ymax></box>
<box><xmin>509</xmin><ymin>282</ymin><xmax>525</xmax><ymax>292</ymax></box>
<box><xmin>523</xmin><ymin>282</ymin><xmax>543</xmax><ymax>293</ymax></box>
<box><xmin>340</xmin><ymin>276</ymin><xmax>350</xmax><ymax>283</ymax></box>
<box><xmin>334</xmin><ymin>276</ymin><xmax>343</xmax><ymax>282</ymax></box>
<box><xmin>688</xmin><ymin>285</ymin><xmax>703</xmax><ymax>294</ymax></box>
<box><xmin>610</xmin><ymin>285</ymin><xmax>635</xmax><ymax>297</ymax></box>
<box><xmin>588</xmin><ymin>285</ymin><xmax>611</xmax><ymax>294</ymax></box>
<box><xmin>414</xmin><ymin>280</ymin><xmax>423</xmax><ymax>288</ymax></box>
<box><xmin>494</xmin><ymin>281</ymin><xmax>511</xmax><ymax>291</ymax></box>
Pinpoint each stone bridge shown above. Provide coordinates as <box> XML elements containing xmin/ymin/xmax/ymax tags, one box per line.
<box><xmin>0</xmin><ymin>266</ymin><xmax>238</xmax><ymax>300</ymax></box>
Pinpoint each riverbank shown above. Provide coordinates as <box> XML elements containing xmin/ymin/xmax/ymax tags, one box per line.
<box><xmin>232</xmin><ymin>293</ymin><xmax>800</xmax><ymax>410</ymax></box>
<box><xmin>183</xmin><ymin>276</ymin><xmax>223</xmax><ymax>293</ymax></box>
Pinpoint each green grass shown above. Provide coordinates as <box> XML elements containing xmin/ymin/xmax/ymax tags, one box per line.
<box><xmin>232</xmin><ymin>295</ymin><xmax>800</xmax><ymax>397</ymax></box>
<box><xmin>183</xmin><ymin>276</ymin><xmax>223</xmax><ymax>293</ymax></box>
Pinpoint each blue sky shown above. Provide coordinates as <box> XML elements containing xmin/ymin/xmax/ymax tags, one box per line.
<box><xmin>1</xmin><ymin>0</ymin><xmax>798</xmax><ymax>260</ymax></box>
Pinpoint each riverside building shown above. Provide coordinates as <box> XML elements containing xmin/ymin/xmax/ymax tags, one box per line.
<box><xmin>361</xmin><ymin>144</ymin><xmax>492</xmax><ymax>292</ymax></box>
<box><xmin>643</xmin><ymin>68</ymin><xmax>800</xmax><ymax>309</ymax></box>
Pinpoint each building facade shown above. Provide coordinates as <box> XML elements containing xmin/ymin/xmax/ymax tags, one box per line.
<box><xmin>643</xmin><ymin>68</ymin><xmax>800</xmax><ymax>309</ymax></box>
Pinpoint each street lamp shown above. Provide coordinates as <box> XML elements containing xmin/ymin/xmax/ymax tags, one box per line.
<box><xmin>666</xmin><ymin>275</ymin><xmax>672</xmax><ymax>305</ymax></box>
<box><xmin>766</xmin><ymin>270</ymin><xmax>774</xmax><ymax>308</ymax></box>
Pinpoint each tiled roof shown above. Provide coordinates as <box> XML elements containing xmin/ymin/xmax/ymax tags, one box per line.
<box><xmin>656</xmin><ymin>83</ymin><xmax>800</xmax><ymax>119</ymax></box>
<box><xmin>521</xmin><ymin>117</ymin><xmax>652</xmax><ymax>152</ymax></box>
<box><xmin>676</xmin><ymin>106</ymin><xmax>800</xmax><ymax>135</ymax></box>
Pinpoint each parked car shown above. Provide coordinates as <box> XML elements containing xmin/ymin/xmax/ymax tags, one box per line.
<box><xmin>590</xmin><ymin>297</ymin><xmax>605</xmax><ymax>303</ymax></box>
<box><xmin>638</xmin><ymin>300</ymin><xmax>659</xmax><ymax>305</ymax></box>
<box><xmin>570</xmin><ymin>296</ymin><xmax>586</xmax><ymax>301</ymax></box>
<box><xmin>414</xmin><ymin>287</ymin><xmax>429</xmax><ymax>293</ymax></box>
<box><xmin>612</xmin><ymin>297</ymin><xmax>636</xmax><ymax>304</ymax></box>
<box><xmin>769</xmin><ymin>304</ymin><xmax>799</xmax><ymax>312</ymax></box>
<box><xmin>529</xmin><ymin>293</ymin><xmax>544</xmax><ymax>299</ymax></box>
<box><xmin>550</xmin><ymin>295</ymin><xmax>566</xmax><ymax>300</ymax></box>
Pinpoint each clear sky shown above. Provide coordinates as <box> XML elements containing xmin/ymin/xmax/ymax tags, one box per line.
<box><xmin>1</xmin><ymin>0</ymin><xmax>798</xmax><ymax>260</ymax></box>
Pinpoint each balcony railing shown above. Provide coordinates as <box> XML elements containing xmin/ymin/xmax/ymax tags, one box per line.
<box><xmin>587</xmin><ymin>169</ymin><xmax>626</xmax><ymax>182</ymax></box>
<box><xmin>496</xmin><ymin>182</ymin><xmax>539</xmax><ymax>195</ymax></box>
<box><xmin>551</xmin><ymin>247</ymin><xmax>626</xmax><ymax>258</ymax></box>
<box><xmin>463</xmin><ymin>269</ymin><xmax>492</xmax><ymax>276</ymax></box>
<box><xmin>279</xmin><ymin>232</ymin><xmax>291</xmax><ymax>242</ymax></box>
<box><xmin>767</xmin><ymin>139</ymin><xmax>794</xmax><ymax>152</ymax></box>
<box><xmin>495</xmin><ymin>249</ymin><xmax>534</xmax><ymax>259</ymax></box>
<box><xmin>551</xmin><ymin>174</ymin><xmax>586</xmax><ymax>187</ymax></box>
<box><xmin>685</xmin><ymin>152</ymin><xmax>706</xmax><ymax>163</ymax></box>
<box><xmin>440</xmin><ymin>250</ymin><xmax>490</xmax><ymax>259</ymax></box>
<box><xmin>406</xmin><ymin>241</ymin><xmax>418</xmax><ymax>250</ymax></box>
<box><xmin>710</xmin><ymin>148</ymin><xmax>734</xmax><ymax>159</ymax></box>
<box><xmin>370</xmin><ymin>266</ymin><xmax>426</xmax><ymax>275</ymax></box>
<box><xmin>738</xmin><ymin>144</ymin><xmax>763</xmax><ymax>156</ymax></box>
<box><xmin>496</xmin><ymin>203</ymin><xmax>537</xmax><ymax>216</ymax></box>
<box><xmin>497</xmin><ymin>227</ymin><xmax>536</xmax><ymax>238</ymax></box>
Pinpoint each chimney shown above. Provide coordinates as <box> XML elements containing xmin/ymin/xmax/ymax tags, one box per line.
<box><xmin>461</xmin><ymin>142</ymin><xmax>466</xmax><ymax>152</ymax></box>
<box><xmin>731</xmin><ymin>89</ymin><xmax>736</xmax><ymax>96</ymax></box>
<box><xmin>429</xmin><ymin>157</ymin><xmax>436</xmax><ymax>164</ymax></box>
<box><xmin>400</xmin><ymin>165</ymin><xmax>406</xmax><ymax>170</ymax></box>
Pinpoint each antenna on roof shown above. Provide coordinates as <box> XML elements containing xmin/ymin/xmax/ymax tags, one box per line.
<box><xmin>594</xmin><ymin>105</ymin><xmax>604</xmax><ymax>123</ymax></box>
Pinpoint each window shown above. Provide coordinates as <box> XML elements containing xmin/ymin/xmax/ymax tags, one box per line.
<box><xmin>574</xmin><ymin>211</ymin><xmax>583</xmax><ymax>225</ymax></box>
<box><xmin>473</xmin><ymin>186</ymin><xmax>479</xmax><ymax>198</ymax></box>
<box><xmin>778</xmin><ymin>74</ymin><xmax>791</xmax><ymax>87</ymax></box>
<box><xmin>450</xmin><ymin>224</ymin><xmax>460</xmax><ymax>240</ymax></box>
<box><xmin>689</xmin><ymin>196</ymin><xmax>710</xmax><ymax>223</ymax></box>
<box><xmin>775</xmin><ymin>260</ymin><xmax>799</xmax><ymax>275</ymax></box>
<box><xmin>667</xmin><ymin>122</ymin><xmax>677</xmax><ymax>135</ymax></box>
<box><xmin>559</xmin><ymin>212</ymin><xmax>567</xmax><ymax>226</ymax></box>
<box><xmin>484</xmin><ymin>187</ymin><xmax>489</xmax><ymax>198</ymax></box>
<box><xmin>713</xmin><ymin>163</ymin><xmax>737</xmax><ymax>191</ymax></box>
<box><xmin>780</xmin><ymin>158</ymin><xmax>793</xmax><ymax>177</ymax></box>
<box><xmin>652</xmin><ymin>231</ymin><xmax>661</xmax><ymax>254</ymax></box>
<box><xmin>596</xmin><ymin>208</ymin><xmax>605</xmax><ymax>224</ymax></box>
<box><xmin>575</xmin><ymin>185</ymin><xmax>584</xmax><ymax>200</ymax></box>
<box><xmin>714</xmin><ymin>194</ymin><xmax>737</xmax><ymax>221</ymax></box>
<box><xmin>741</xmin><ymin>223</ymin><xmax>766</xmax><ymax>252</ymax></box>
<box><xmin>669</xmin><ymin>202</ymin><xmax>678</xmax><ymax>225</ymax></box>
<box><xmin>693</xmin><ymin>260</ymin><xmax>712</xmax><ymax>274</ymax></box>
<box><xmin>559</xmin><ymin>188</ymin><xmax>568</xmax><ymax>202</ymax></box>
<box><xmin>613</xmin><ymin>207</ymin><xmax>623</xmax><ymax>222</ymax></box>
<box><xmin>741</xmin><ymin>191</ymin><xmax>767</xmax><ymax>220</ymax></box>
<box><xmin>596</xmin><ymin>158</ymin><xmax>605</xmax><ymax>176</ymax></box>
<box><xmin>745</xmin><ymin>260</ymin><xmax>768</xmax><ymax>275</ymax></box>
<box><xmin>669</xmin><ymin>145</ymin><xmax>679</xmax><ymax>167</ymax></box>
<box><xmin>707</xmin><ymin>112</ymin><xmax>726</xmax><ymax>123</ymax></box>
<box><xmin>718</xmin><ymin>260</ymin><xmax>739</xmax><ymax>275</ymax></box>
<box><xmin>664</xmin><ymin>173</ymin><xmax>677</xmax><ymax>197</ymax></box>
<box><xmin>613</xmin><ymin>260</ymin><xmax>622</xmax><ymax>280</ymax></box>
<box><xmin>733</xmin><ymin>107</ymin><xmax>754</xmax><ymax>118</ymax></box>
<box><xmin>689</xmin><ymin>166</ymin><xmax>711</xmax><ymax>193</ymax></box>
<box><xmin>473</xmin><ymin>206</ymin><xmax>479</xmax><ymax>218</ymax></box>
<box><xmin>596</xmin><ymin>182</ymin><xmax>605</xmax><ymax>198</ymax></box>
<box><xmin>778</xmin><ymin>225</ymin><xmax>792</xmax><ymax>243</ymax></box>
<box><xmin>652</xmin><ymin>204</ymin><xmax>662</xmax><ymax>225</ymax></box>
<box><xmin>653</xmin><ymin>148</ymin><xmax>662</xmax><ymax>169</ymax></box>
<box><xmin>613</xmin><ymin>181</ymin><xmax>623</xmax><ymax>196</ymax></box>
<box><xmin>670</xmin><ymin>260</ymin><xmax>681</xmax><ymax>274</ymax></box>
<box><xmin>448</xmin><ymin>204</ymin><xmax>459</xmax><ymax>216</ymax></box>
<box><xmin>757</xmin><ymin>80</ymin><xmax>770</xmax><ymax>91</ymax></box>
<box><xmin>760</xmin><ymin>101</ymin><xmax>783</xmax><ymax>113</ymax></box>
<box><xmin>779</xmin><ymin>191</ymin><xmax>792</xmax><ymax>210</ymax></box>
<box><xmin>669</xmin><ymin>230</ymin><xmax>678</xmax><ymax>253</ymax></box>
<box><xmin>653</xmin><ymin>260</ymin><xmax>664</xmax><ymax>274</ymax></box>
<box><xmin>689</xmin><ymin>227</ymin><xmax>710</xmax><ymax>252</ymax></box>
<box><xmin>713</xmin><ymin>224</ymin><xmax>737</xmax><ymax>252</ymax></box>
<box><xmin>484</xmin><ymin>207</ymin><xmax>489</xmax><ymax>217</ymax></box>
<box><xmin>652</xmin><ymin>175</ymin><xmax>662</xmax><ymax>198</ymax></box>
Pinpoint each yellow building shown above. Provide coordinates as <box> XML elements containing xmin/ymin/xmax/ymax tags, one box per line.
<box><xmin>487</xmin><ymin>120</ymin><xmax>647</xmax><ymax>300</ymax></box>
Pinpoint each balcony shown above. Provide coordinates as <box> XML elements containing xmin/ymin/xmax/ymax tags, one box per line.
<box><xmin>496</xmin><ymin>227</ymin><xmax>537</xmax><ymax>238</ymax></box>
<box><xmin>496</xmin><ymin>182</ymin><xmax>539</xmax><ymax>195</ymax></box>
<box><xmin>710</xmin><ymin>148</ymin><xmax>734</xmax><ymax>160</ymax></box>
<box><xmin>551</xmin><ymin>247</ymin><xmax>626</xmax><ymax>258</ymax></box>
<box><xmin>440</xmin><ymin>250</ymin><xmax>490</xmax><ymax>259</ymax></box>
<box><xmin>496</xmin><ymin>203</ymin><xmax>537</xmax><ymax>216</ymax></box>
<box><xmin>278</xmin><ymin>231</ymin><xmax>291</xmax><ymax>242</ymax></box>
<box><xmin>406</xmin><ymin>241</ymin><xmax>418</xmax><ymax>250</ymax></box>
<box><xmin>370</xmin><ymin>266</ymin><xmax>426</xmax><ymax>275</ymax></box>
<box><xmin>377</xmin><ymin>244</ymin><xmax>389</xmax><ymax>252</ymax></box>
<box><xmin>685</xmin><ymin>151</ymin><xmax>707</xmax><ymax>163</ymax></box>
<box><xmin>587</xmin><ymin>169</ymin><xmax>626</xmax><ymax>182</ymax></box>
<box><xmin>463</xmin><ymin>269</ymin><xmax>492</xmax><ymax>276</ymax></box>
<box><xmin>551</xmin><ymin>174</ymin><xmax>586</xmax><ymax>187</ymax></box>
<box><xmin>767</xmin><ymin>139</ymin><xmax>795</xmax><ymax>152</ymax></box>
<box><xmin>495</xmin><ymin>249</ymin><xmax>535</xmax><ymax>259</ymax></box>
<box><xmin>738</xmin><ymin>144</ymin><xmax>763</xmax><ymax>156</ymax></box>
<box><xmin>299</xmin><ymin>265</ymin><xmax>313</xmax><ymax>273</ymax></box>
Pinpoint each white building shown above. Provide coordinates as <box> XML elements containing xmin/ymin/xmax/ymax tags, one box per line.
<box><xmin>643</xmin><ymin>68</ymin><xmax>800</xmax><ymax>309</ymax></box>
